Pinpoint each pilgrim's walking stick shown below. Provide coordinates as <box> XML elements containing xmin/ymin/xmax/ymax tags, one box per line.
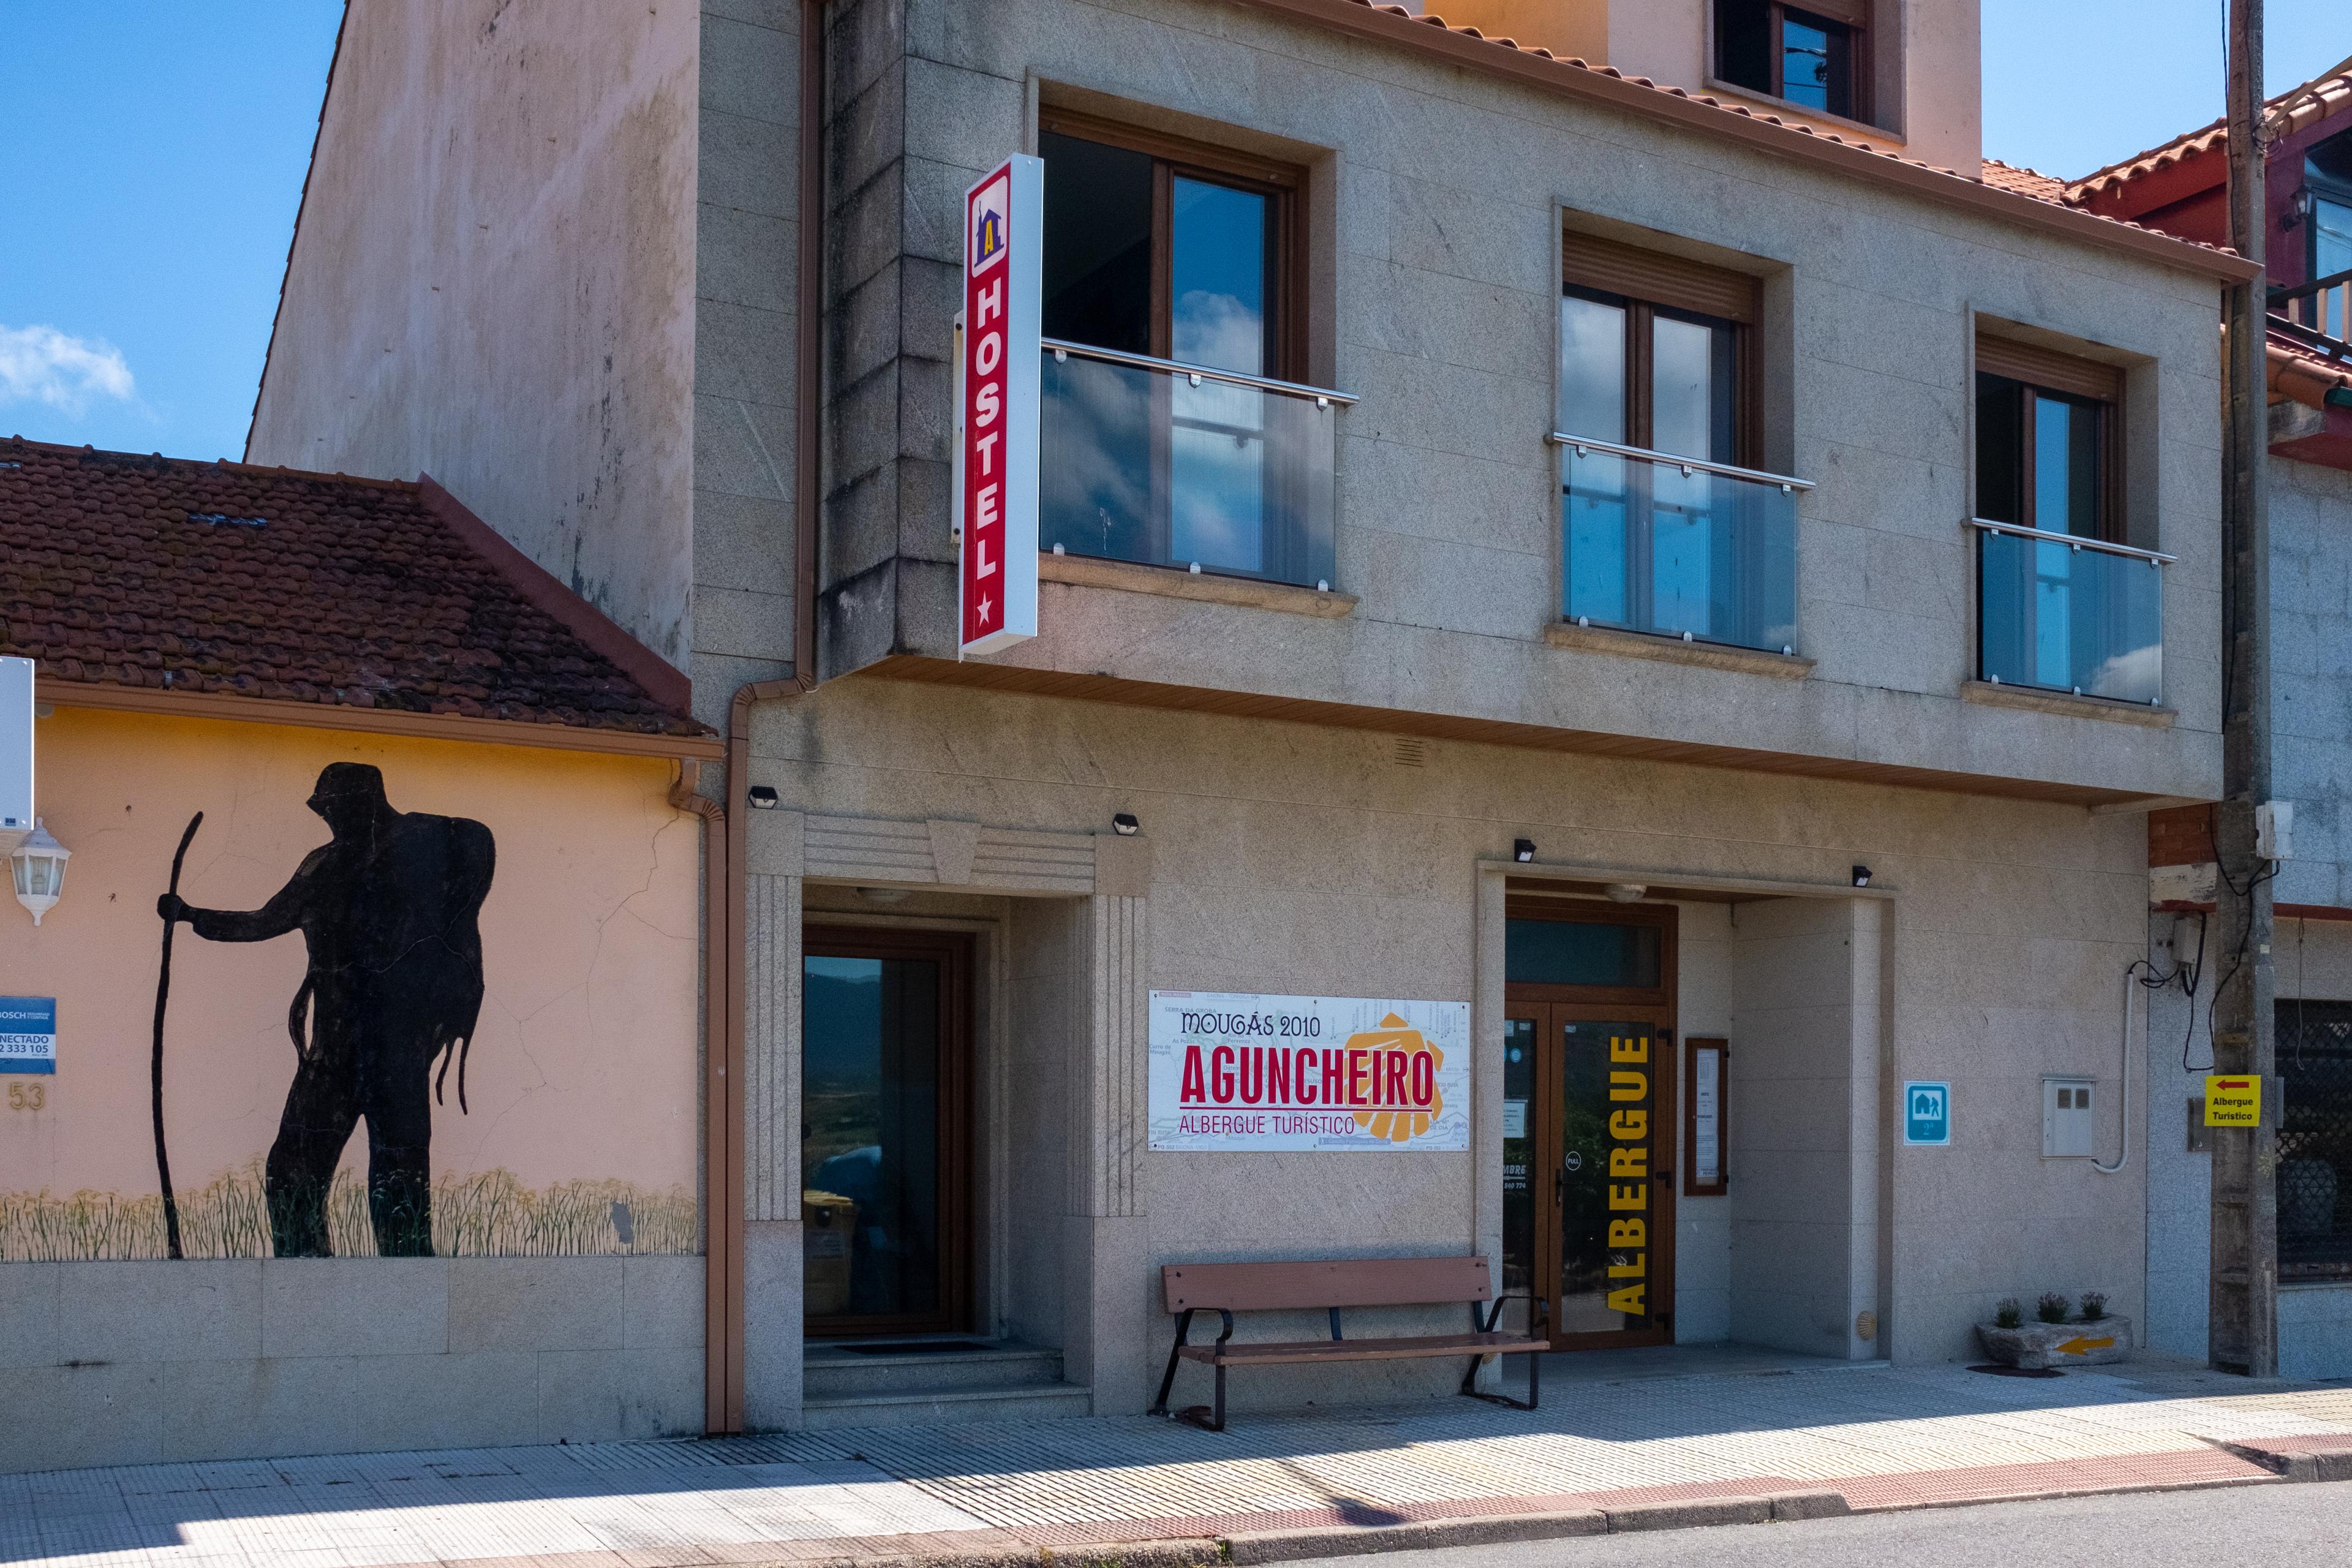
<box><xmin>151</xmin><ymin>811</ymin><xmax>202</xmax><ymax>1261</ymax></box>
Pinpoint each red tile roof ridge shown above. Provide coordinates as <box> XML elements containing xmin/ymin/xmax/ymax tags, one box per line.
<box><xmin>1979</xmin><ymin>158</ymin><xmax>2070</xmax><ymax>202</ymax></box>
<box><xmin>6</xmin><ymin>435</ymin><xmax>424</xmax><ymax>495</ymax></box>
<box><xmin>1332</xmin><ymin>0</ymin><xmax>2247</xmax><ymax>266</ymax></box>
<box><xmin>2069</xmin><ymin>51</ymin><xmax>2352</xmax><ymax>201</ymax></box>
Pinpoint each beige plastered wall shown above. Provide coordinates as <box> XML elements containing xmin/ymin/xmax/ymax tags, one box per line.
<box><xmin>246</xmin><ymin>0</ymin><xmax>701</xmax><ymax>669</ymax></box>
<box><xmin>737</xmin><ymin>676</ymin><xmax>2152</xmax><ymax>1420</ymax></box>
<box><xmin>0</xmin><ymin>709</ymin><xmax>705</xmax><ymax>1471</ymax></box>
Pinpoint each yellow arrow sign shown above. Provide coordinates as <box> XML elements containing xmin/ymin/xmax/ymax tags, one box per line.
<box><xmin>2057</xmin><ymin>1335</ymin><xmax>2116</xmax><ymax>1355</ymax></box>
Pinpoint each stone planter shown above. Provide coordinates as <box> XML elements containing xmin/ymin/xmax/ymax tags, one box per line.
<box><xmin>1975</xmin><ymin>1316</ymin><xmax>2134</xmax><ymax>1370</ymax></box>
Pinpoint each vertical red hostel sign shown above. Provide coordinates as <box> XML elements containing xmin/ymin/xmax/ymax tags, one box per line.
<box><xmin>956</xmin><ymin>156</ymin><xmax>1042</xmax><ymax>655</ymax></box>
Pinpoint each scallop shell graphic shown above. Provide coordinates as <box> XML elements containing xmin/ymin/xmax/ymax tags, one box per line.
<box><xmin>1348</xmin><ymin>1013</ymin><xmax>1445</xmax><ymax>1144</ymax></box>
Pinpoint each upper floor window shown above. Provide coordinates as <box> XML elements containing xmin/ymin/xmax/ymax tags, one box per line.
<box><xmin>1974</xmin><ymin>337</ymin><xmax>2119</xmax><ymax>542</ymax></box>
<box><xmin>1715</xmin><ymin>0</ymin><xmax>1864</xmax><ymax>122</ymax></box>
<box><xmin>1034</xmin><ymin>113</ymin><xmax>1338</xmax><ymax>589</ymax></box>
<box><xmin>2305</xmin><ymin>130</ymin><xmax>2352</xmax><ymax>282</ymax></box>
<box><xmin>1971</xmin><ymin>335</ymin><xmax>2160</xmax><ymax>704</ymax></box>
<box><xmin>1039</xmin><ymin>117</ymin><xmax>1298</xmax><ymax>379</ymax></box>
<box><xmin>1555</xmin><ymin>233</ymin><xmax>1796</xmax><ymax>655</ymax></box>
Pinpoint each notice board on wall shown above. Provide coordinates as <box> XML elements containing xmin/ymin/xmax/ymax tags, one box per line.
<box><xmin>1147</xmin><ymin>991</ymin><xmax>1471</xmax><ymax>1151</ymax></box>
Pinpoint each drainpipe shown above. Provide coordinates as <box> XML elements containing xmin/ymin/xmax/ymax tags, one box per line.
<box><xmin>697</xmin><ymin>0</ymin><xmax>826</xmax><ymax>1438</ymax></box>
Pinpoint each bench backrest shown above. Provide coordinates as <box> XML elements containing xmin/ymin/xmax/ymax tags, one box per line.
<box><xmin>1162</xmin><ymin>1256</ymin><xmax>1494</xmax><ymax>1314</ymax></box>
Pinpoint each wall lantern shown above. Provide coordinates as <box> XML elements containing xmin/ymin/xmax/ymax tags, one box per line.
<box><xmin>1112</xmin><ymin>812</ymin><xmax>1141</xmax><ymax>837</ymax></box>
<box><xmin>10</xmin><ymin>818</ymin><xmax>69</xmax><ymax>925</ymax></box>
<box><xmin>1852</xmin><ymin>864</ymin><xmax>1873</xmax><ymax>888</ymax></box>
<box><xmin>1512</xmin><ymin>839</ymin><xmax>1537</xmax><ymax>863</ymax></box>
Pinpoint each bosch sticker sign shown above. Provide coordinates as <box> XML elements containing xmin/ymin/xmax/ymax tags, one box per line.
<box><xmin>954</xmin><ymin>155</ymin><xmax>1041</xmax><ymax>655</ymax></box>
<box><xmin>0</xmin><ymin>997</ymin><xmax>56</xmax><ymax>1075</ymax></box>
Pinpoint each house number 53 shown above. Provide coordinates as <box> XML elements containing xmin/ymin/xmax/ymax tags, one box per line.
<box><xmin>6</xmin><ymin>1083</ymin><xmax>45</xmax><ymax>1112</ymax></box>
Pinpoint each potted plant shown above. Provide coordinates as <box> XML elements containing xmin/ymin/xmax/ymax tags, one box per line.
<box><xmin>1976</xmin><ymin>1291</ymin><xmax>2133</xmax><ymax>1369</ymax></box>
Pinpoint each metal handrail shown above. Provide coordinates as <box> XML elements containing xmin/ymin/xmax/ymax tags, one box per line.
<box><xmin>1040</xmin><ymin>337</ymin><xmax>1358</xmax><ymax>406</ymax></box>
<box><xmin>1547</xmin><ymin>432</ymin><xmax>1815</xmax><ymax>492</ymax></box>
<box><xmin>1966</xmin><ymin>518</ymin><xmax>2177</xmax><ymax>565</ymax></box>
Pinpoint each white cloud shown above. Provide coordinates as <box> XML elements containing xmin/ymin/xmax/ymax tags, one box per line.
<box><xmin>0</xmin><ymin>325</ymin><xmax>137</xmax><ymax>415</ymax></box>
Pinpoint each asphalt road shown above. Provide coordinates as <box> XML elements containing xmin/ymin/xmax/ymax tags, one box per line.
<box><xmin>1286</xmin><ymin>1483</ymin><xmax>2352</xmax><ymax>1567</ymax></box>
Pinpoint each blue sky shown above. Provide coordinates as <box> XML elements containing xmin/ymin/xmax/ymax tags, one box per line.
<box><xmin>1</xmin><ymin>3</ymin><xmax>2346</xmax><ymax>466</ymax></box>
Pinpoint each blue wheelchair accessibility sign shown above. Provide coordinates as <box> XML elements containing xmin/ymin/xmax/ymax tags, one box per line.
<box><xmin>1903</xmin><ymin>1081</ymin><xmax>1950</xmax><ymax>1145</ymax></box>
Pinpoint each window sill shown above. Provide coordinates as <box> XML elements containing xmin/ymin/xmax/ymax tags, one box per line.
<box><xmin>1544</xmin><ymin>621</ymin><xmax>1814</xmax><ymax>679</ymax></box>
<box><xmin>1702</xmin><ymin>77</ymin><xmax>1902</xmax><ymax>145</ymax></box>
<box><xmin>1961</xmin><ymin>680</ymin><xmax>2176</xmax><ymax>727</ymax></box>
<box><xmin>1038</xmin><ymin>551</ymin><xmax>1357</xmax><ymax>619</ymax></box>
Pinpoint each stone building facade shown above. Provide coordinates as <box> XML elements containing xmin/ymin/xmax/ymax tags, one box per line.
<box><xmin>246</xmin><ymin>0</ymin><xmax>2249</xmax><ymax>1436</ymax></box>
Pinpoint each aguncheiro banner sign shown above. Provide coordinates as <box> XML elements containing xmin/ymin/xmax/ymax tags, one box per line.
<box><xmin>1148</xmin><ymin>992</ymin><xmax>1471</xmax><ymax>1151</ymax></box>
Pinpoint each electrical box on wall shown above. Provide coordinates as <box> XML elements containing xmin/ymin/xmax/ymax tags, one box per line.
<box><xmin>2044</xmin><ymin>1076</ymin><xmax>2095</xmax><ymax>1158</ymax></box>
<box><xmin>0</xmin><ymin>656</ymin><xmax>32</xmax><ymax>850</ymax></box>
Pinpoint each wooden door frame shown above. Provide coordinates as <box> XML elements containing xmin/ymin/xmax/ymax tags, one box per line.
<box><xmin>801</xmin><ymin>925</ymin><xmax>975</xmax><ymax>1339</ymax></box>
<box><xmin>1504</xmin><ymin>897</ymin><xmax>1679</xmax><ymax>1352</ymax></box>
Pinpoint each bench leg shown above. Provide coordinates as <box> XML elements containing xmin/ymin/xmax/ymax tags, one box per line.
<box><xmin>1213</xmin><ymin>1360</ymin><xmax>1226</xmax><ymax>1433</ymax></box>
<box><xmin>1150</xmin><ymin>1309</ymin><xmax>1194</xmax><ymax>1418</ymax></box>
<box><xmin>1461</xmin><ymin>1298</ymin><xmax>1540</xmax><ymax>1412</ymax></box>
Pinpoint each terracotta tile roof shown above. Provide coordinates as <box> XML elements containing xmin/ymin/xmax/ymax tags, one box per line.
<box><xmin>2267</xmin><ymin>326</ymin><xmax>2352</xmax><ymax>409</ymax></box>
<box><xmin>0</xmin><ymin>437</ymin><xmax>710</xmax><ymax>745</ymax></box>
<box><xmin>1301</xmin><ymin>1</ymin><xmax>2248</xmax><ymax>270</ymax></box>
<box><xmin>2070</xmin><ymin>53</ymin><xmax>2352</xmax><ymax>203</ymax></box>
<box><xmin>1978</xmin><ymin>159</ymin><xmax>2069</xmax><ymax>202</ymax></box>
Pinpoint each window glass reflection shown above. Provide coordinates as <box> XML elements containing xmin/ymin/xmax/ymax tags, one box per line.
<box><xmin>1171</xmin><ymin>176</ymin><xmax>1268</xmax><ymax>374</ymax></box>
<box><xmin>1779</xmin><ymin>15</ymin><xmax>1833</xmax><ymax>110</ymax></box>
<box><xmin>1559</xmin><ymin>292</ymin><xmax>1627</xmax><ymax>443</ymax></box>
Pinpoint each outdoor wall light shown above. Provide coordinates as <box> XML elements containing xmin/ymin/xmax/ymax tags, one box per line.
<box><xmin>10</xmin><ymin>819</ymin><xmax>69</xmax><ymax>925</ymax></box>
<box><xmin>1604</xmin><ymin>882</ymin><xmax>1646</xmax><ymax>903</ymax></box>
<box><xmin>1112</xmin><ymin>812</ymin><xmax>1140</xmax><ymax>837</ymax></box>
<box><xmin>1852</xmin><ymin>864</ymin><xmax>1873</xmax><ymax>888</ymax></box>
<box><xmin>1512</xmin><ymin>839</ymin><xmax>1536</xmax><ymax>863</ymax></box>
<box><xmin>747</xmin><ymin>786</ymin><xmax>779</xmax><ymax>810</ymax></box>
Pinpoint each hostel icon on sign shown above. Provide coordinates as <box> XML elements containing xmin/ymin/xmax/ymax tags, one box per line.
<box><xmin>1903</xmin><ymin>1081</ymin><xmax>1950</xmax><ymax>1145</ymax></box>
<box><xmin>970</xmin><ymin>175</ymin><xmax>1009</xmax><ymax>275</ymax></box>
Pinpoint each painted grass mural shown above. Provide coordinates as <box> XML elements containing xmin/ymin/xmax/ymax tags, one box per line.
<box><xmin>0</xmin><ymin>1163</ymin><xmax>698</xmax><ymax>1261</ymax></box>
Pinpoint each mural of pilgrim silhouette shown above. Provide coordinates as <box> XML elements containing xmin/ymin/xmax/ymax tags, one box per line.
<box><xmin>159</xmin><ymin>764</ymin><xmax>496</xmax><ymax>1257</ymax></box>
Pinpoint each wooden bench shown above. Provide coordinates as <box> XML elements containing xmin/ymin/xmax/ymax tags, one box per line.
<box><xmin>1148</xmin><ymin>1255</ymin><xmax>1547</xmax><ymax>1431</ymax></box>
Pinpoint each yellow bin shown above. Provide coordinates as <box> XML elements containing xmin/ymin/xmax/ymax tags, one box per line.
<box><xmin>802</xmin><ymin>1190</ymin><xmax>858</xmax><ymax>1317</ymax></box>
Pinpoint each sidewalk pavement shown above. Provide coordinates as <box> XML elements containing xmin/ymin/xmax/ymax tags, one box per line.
<box><xmin>9</xmin><ymin>1355</ymin><xmax>2352</xmax><ymax>1568</ymax></box>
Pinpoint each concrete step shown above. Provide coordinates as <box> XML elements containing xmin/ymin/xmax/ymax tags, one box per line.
<box><xmin>802</xmin><ymin>1339</ymin><xmax>1065</xmax><ymax>1401</ymax></box>
<box><xmin>801</xmin><ymin>1381</ymin><xmax>1093</xmax><ymax>1429</ymax></box>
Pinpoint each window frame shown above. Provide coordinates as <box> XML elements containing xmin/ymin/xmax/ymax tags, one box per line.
<box><xmin>1559</xmin><ymin>233</ymin><xmax>1760</xmax><ymax>466</ymax></box>
<box><xmin>1973</xmin><ymin>336</ymin><xmax>2125</xmax><ymax>545</ymax></box>
<box><xmin>1714</xmin><ymin>0</ymin><xmax>1869</xmax><ymax>126</ymax></box>
<box><xmin>1037</xmin><ymin>108</ymin><xmax>1307</xmax><ymax>382</ymax></box>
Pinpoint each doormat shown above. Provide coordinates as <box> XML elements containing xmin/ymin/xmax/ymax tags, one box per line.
<box><xmin>1966</xmin><ymin>1363</ymin><xmax>2065</xmax><ymax>1378</ymax></box>
<box><xmin>835</xmin><ymin>1339</ymin><xmax>997</xmax><ymax>1355</ymax></box>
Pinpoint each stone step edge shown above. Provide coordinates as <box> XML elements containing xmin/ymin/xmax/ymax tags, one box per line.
<box><xmin>802</xmin><ymin>1383</ymin><xmax>1093</xmax><ymax>1409</ymax></box>
<box><xmin>2218</xmin><ymin>1438</ymin><xmax>2352</xmax><ymax>1483</ymax></box>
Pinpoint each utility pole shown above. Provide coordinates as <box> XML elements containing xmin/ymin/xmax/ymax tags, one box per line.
<box><xmin>2210</xmin><ymin>0</ymin><xmax>2277</xmax><ymax>1378</ymax></box>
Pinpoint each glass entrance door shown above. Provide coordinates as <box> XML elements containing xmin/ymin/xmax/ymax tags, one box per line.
<box><xmin>1503</xmin><ymin>1004</ymin><xmax>1676</xmax><ymax>1350</ymax></box>
<box><xmin>801</xmin><ymin>928</ymin><xmax>971</xmax><ymax>1335</ymax></box>
<box><xmin>1502</xmin><ymin>897</ymin><xmax>1679</xmax><ymax>1352</ymax></box>
<box><xmin>1551</xmin><ymin>1012</ymin><xmax>1674</xmax><ymax>1347</ymax></box>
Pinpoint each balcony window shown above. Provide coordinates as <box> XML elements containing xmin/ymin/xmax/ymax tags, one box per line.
<box><xmin>1035</xmin><ymin>115</ymin><xmax>1339</xmax><ymax>589</ymax></box>
<box><xmin>1716</xmin><ymin>0</ymin><xmax>1864</xmax><ymax>122</ymax></box>
<box><xmin>1554</xmin><ymin>231</ymin><xmax>1797</xmax><ymax>655</ymax></box>
<box><xmin>1973</xmin><ymin>336</ymin><xmax>2162</xmax><ymax>703</ymax></box>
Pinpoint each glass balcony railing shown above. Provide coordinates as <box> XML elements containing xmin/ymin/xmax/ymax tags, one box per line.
<box><xmin>1554</xmin><ymin>435</ymin><xmax>1804</xmax><ymax>655</ymax></box>
<box><xmin>1972</xmin><ymin>520</ymin><xmax>2168</xmax><ymax>706</ymax></box>
<box><xmin>1038</xmin><ymin>339</ymin><xmax>1348</xmax><ymax>591</ymax></box>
